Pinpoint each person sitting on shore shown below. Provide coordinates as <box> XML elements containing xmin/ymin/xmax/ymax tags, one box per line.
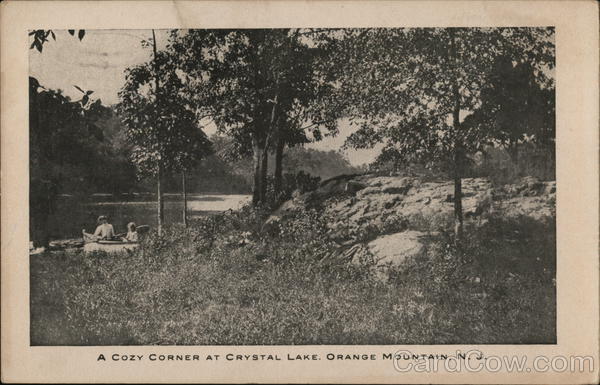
<box><xmin>123</xmin><ymin>222</ymin><xmax>138</xmax><ymax>243</ymax></box>
<box><xmin>82</xmin><ymin>215</ymin><xmax>116</xmax><ymax>241</ymax></box>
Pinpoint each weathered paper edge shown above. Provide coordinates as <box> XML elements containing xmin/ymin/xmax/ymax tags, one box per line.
<box><xmin>1</xmin><ymin>0</ymin><xmax>598</xmax><ymax>383</ymax></box>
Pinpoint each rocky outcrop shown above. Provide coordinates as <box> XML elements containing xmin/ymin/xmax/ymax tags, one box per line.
<box><xmin>268</xmin><ymin>174</ymin><xmax>556</xmax><ymax>271</ymax></box>
<box><xmin>365</xmin><ymin>231</ymin><xmax>428</xmax><ymax>266</ymax></box>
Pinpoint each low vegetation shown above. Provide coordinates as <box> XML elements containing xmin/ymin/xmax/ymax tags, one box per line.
<box><xmin>31</xmin><ymin>205</ymin><xmax>555</xmax><ymax>345</ymax></box>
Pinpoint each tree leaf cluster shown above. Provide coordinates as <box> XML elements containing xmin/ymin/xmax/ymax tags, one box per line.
<box><xmin>29</xmin><ymin>29</ymin><xmax>85</xmax><ymax>52</ymax></box>
<box><xmin>118</xmin><ymin>47</ymin><xmax>212</xmax><ymax>178</ymax></box>
<box><xmin>333</xmin><ymin>27</ymin><xmax>555</xmax><ymax>167</ymax></box>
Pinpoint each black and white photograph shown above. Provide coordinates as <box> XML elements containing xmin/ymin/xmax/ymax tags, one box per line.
<box><xmin>27</xmin><ymin>26</ymin><xmax>558</xmax><ymax>346</ymax></box>
<box><xmin>3</xmin><ymin>0</ymin><xmax>600</xmax><ymax>383</ymax></box>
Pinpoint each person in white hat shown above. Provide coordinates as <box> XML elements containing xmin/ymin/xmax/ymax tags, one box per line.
<box><xmin>82</xmin><ymin>215</ymin><xmax>116</xmax><ymax>241</ymax></box>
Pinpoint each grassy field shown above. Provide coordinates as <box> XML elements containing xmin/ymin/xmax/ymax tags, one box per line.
<box><xmin>30</xmin><ymin>206</ymin><xmax>556</xmax><ymax>345</ymax></box>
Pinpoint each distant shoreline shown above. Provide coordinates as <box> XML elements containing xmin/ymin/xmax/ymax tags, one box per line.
<box><xmin>57</xmin><ymin>192</ymin><xmax>252</xmax><ymax>199</ymax></box>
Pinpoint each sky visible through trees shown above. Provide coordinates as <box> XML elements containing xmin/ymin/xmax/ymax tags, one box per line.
<box><xmin>28</xmin><ymin>29</ymin><xmax>380</xmax><ymax>166</ymax></box>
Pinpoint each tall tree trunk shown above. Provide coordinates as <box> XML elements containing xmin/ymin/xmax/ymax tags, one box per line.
<box><xmin>274</xmin><ymin>135</ymin><xmax>285</xmax><ymax>196</ymax></box>
<box><xmin>157</xmin><ymin>164</ymin><xmax>164</xmax><ymax>236</ymax></box>
<box><xmin>182</xmin><ymin>171</ymin><xmax>188</xmax><ymax>228</ymax></box>
<box><xmin>507</xmin><ymin>141</ymin><xmax>519</xmax><ymax>163</ymax></box>
<box><xmin>453</xmin><ymin>149</ymin><xmax>464</xmax><ymax>243</ymax></box>
<box><xmin>152</xmin><ymin>29</ymin><xmax>164</xmax><ymax>236</ymax></box>
<box><xmin>260</xmin><ymin>146</ymin><xmax>269</xmax><ymax>203</ymax></box>
<box><xmin>450</xmin><ymin>28</ymin><xmax>464</xmax><ymax>244</ymax></box>
<box><xmin>260</xmin><ymin>93</ymin><xmax>279</xmax><ymax>204</ymax></box>
<box><xmin>452</xmin><ymin>89</ymin><xmax>463</xmax><ymax>243</ymax></box>
<box><xmin>252</xmin><ymin>137</ymin><xmax>262</xmax><ymax>206</ymax></box>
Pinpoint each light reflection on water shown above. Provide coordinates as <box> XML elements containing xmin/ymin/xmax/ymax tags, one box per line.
<box><xmin>49</xmin><ymin>194</ymin><xmax>251</xmax><ymax>239</ymax></box>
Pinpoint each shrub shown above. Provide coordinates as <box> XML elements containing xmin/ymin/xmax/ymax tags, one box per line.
<box><xmin>265</xmin><ymin>170</ymin><xmax>321</xmax><ymax>208</ymax></box>
<box><xmin>466</xmin><ymin>145</ymin><xmax>555</xmax><ymax>185</ymax></box>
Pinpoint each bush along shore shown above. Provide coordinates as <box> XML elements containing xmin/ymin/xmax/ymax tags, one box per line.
<box><xmin>30</xmin><ymin>175</ymin><xmax>556</xmax><ymax>345</ymax></box>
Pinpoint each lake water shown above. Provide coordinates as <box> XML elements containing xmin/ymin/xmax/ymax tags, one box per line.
<box><xmin>49</xmin><ymin>194</ymin><xmax>251</xmax><ymax>240</ymax></box>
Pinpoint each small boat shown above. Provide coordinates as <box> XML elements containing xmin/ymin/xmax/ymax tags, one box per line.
<box><xmin>83</xmin><ymin>239</ymin><xmax>139</xmax><ymax>253</ymax></box>
<box><xmin>82</xmin><ymin>224</ymin><xmax>149</xmax><ymax>254</ymax></box>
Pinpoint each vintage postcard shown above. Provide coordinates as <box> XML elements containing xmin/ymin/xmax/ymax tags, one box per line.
<box><xmin>1</xmin><ymin>0</ymin><xmax>598</xmax><ymax>383</ymax></box>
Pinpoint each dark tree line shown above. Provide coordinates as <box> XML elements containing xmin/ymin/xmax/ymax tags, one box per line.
<box><xmin>29</xmin><ymin>78</ymin><xmax>121</xmax><ymax>246</ymax></box>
